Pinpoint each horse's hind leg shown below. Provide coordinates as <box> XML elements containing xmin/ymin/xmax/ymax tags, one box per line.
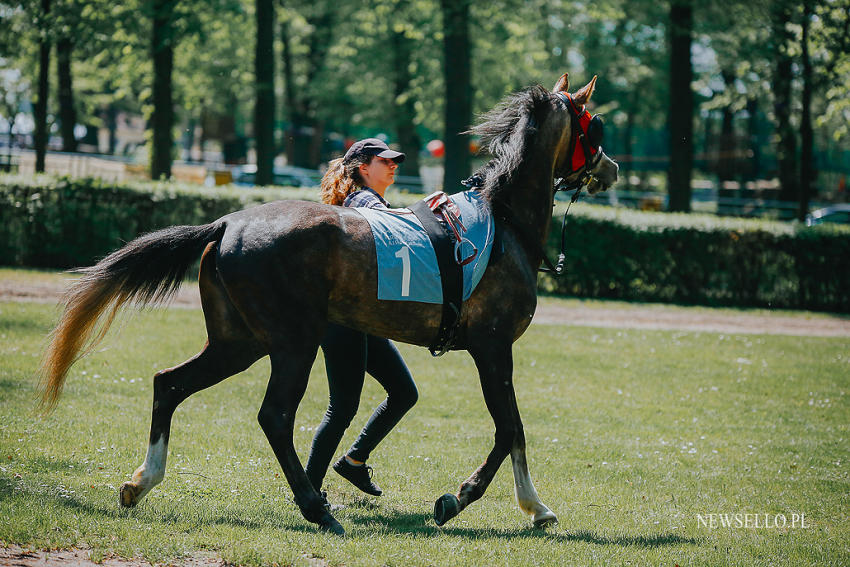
<box><xmin>120</xmin><ymin>243</ymin><xmax>264</xmax><ymax>507</ymax></box>
<box><xmin>119</xmin><ymin>340</ymin><xmax>261</xmax><ymax>506</ymax></box>
<box><xmin>433</xmin><ymin>342</ymin><xmax>556</xmax><ymax>528</ymax></box>
<box><xmin>258</xmin><ymin>344</ymin><xmax>344</xmax><ymax>535</ymax></box>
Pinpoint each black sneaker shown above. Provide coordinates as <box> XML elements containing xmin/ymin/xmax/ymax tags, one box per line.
<box><xmin>332</xmin><ymin>457</ymin><xmax>383</xmax><ymax>496</ymax></box>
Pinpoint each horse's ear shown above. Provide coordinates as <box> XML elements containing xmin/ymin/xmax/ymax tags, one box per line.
<box><xmin>552</xmin><ymin>73</ymin><xmax>569</xmax><ymax>93</ymax></box>
<box><xmin>572</xmin><ymin>75</ymin><xmax>597</xmax><ymax>106</ymax></box>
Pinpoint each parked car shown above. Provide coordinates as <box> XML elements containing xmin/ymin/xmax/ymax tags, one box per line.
<box><xmin>805</xmin><ymin>204</ymin><xmax>850</xmax><ymax>226</ymax></box>
<box><xmin>231</xmin><ymin>165</ymin><xmax>319</xmax><ymax>188</ymax></box>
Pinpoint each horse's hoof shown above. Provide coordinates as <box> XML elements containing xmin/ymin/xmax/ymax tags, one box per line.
<box><xmin>434</xmin><ymin>493</ymin><xmax>461</xmax><ymax>526</ymax></box>
<box><xmin>119</xmin><ymin>482</ymin><xmax>141</xmax><ymax>508</ymax></box>
<box><xmin>317</xmin><ymin>513</ymin><xmax>345</xmax><ymax>536</ymax></box>
<box><xmin>532</xmin><ymin>509</ymin><xmax>558</xmax><ymax>529</ymax></box>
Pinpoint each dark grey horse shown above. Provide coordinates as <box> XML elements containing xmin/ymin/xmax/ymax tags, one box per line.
<box><xmin>39</xmin><ymin>73</ymin><xmax>618</xmax><ymax>535</ymax></box>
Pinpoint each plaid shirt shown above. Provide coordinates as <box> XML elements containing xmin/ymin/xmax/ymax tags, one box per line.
<box><xmin>343</xmin><ymin>187</ymin><xmax>390</xmax><ymax>209</ymax></box>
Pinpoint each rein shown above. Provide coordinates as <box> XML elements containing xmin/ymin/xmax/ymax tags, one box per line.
<box><xmin>538</xmin><ymin>186</ymin><xmax>582</xmax><ymax>276</ymax></box>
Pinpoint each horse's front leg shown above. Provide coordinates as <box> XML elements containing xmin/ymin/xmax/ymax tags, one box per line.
<box><xmin>510</xmin><ymin>438</ymin><xmax>558</xmax><ymax>527</ymax></box>
<box><xmin>433</xmin><ymin>342</ymin><xmax>556</xmax><ymax>528</ymax></box>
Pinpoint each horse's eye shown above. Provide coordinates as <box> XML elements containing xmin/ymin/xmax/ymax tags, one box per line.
<box><xmin>588</xmin><ymin>115</ymin><xmax>604</xmax><ymax>150</ymax></box>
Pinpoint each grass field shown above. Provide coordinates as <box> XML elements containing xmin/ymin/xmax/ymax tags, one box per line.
<box><xmin>1</xmin><ymin>297</ymin><xmax>848</xmax><ymax>566</ymax></box>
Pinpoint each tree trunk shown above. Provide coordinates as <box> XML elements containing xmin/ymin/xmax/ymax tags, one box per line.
<box><xmin>717</xmin><ymin>69</ymin><xmax>735</xmax><ymax>185</ymax></box>
<box><xmin>34</xmin><ymin>0</ymin><xmax>51</xmax><ymax>172</ymax></box>
<box><xmin>772</xmin><ymin>0</ymin><xmax>797</xmax><ymax>207</ymax></box>
<box><xmin>441</xmin><ymin>0</ymin><xmax>471</xmax><ymax>189</ymax></box>
<box><xmin>280</xmin><ymin>16</ymin><xmax>300</xmax><ymax>166</ymax></box>
<box><xmin>391</xmin><ymin>23</ymin><xmax>421</xmax><ymax>180</ymax></box>
<box><xmin>5</xmin><ymin>123</ymin><xmax>13</xmax><ymax>172</ymax></box>
<box><xmin>105</xmin><ymin>104</ymin><xmax>117</xmax><ymax>155</ymax></box>
<box><xmin>745</xmin><ymin>97</ymin><xmax>759</xmax><ymax>181</ymax></box>
<box><xmin>150</xmin><ymin>0</ymin><xmax>176</xmax><ymax>180</ymax></box>
<box><xmin>308</xmin><ymin>119</ymin><xmax>325</xmax><ymax>168</ymax></box>
<box><xmin>798</xmin><ymin>0</ymin><xmax>814</xmax><ymax>221</ymax></box>
<box><xmin>56</xmin><ymin>37</ymin><xmax>77</xmax><ymax>152</ymax></box>
<box><xmin>622</xmin><ymin>110</ymin><xmax>633</xmax><ymax>186</ymax></box>
<box><xmin>183</xmin><ymin>116</ymin><xmax>196</xmax><ymax>162</ymax></box>
<box><xmin>667</xmin><ymin>0</ymin><xmax>694</xmax><ymax>212</ymax></box>
<box><xmin>255</xmin><ymin>0</ymin><xmax>275</xmax><ymax>185</ymax></box>
<box><xmin>281</xmin><ymin>7</ymin><xmax>333</xmax><ymax>169</ymax></box>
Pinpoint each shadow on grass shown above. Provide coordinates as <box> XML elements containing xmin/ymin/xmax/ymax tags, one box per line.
<box><xmin>4</xmin><ymin>480</ymin><xmax>697</xmax><ymax>546</ymax></box>
<box><xmin>560</xmin><ymin>529</ymin><xmax>698</xmax><ymax>547</ymax></box>
<box><xmin>0</xmin><ymin>313</ymin><xmax>54</xmax><ymax>334</ymax></box>
<box><xmin>345</xmin><ymin>509</ymin><xmax>698</xmax><ymax>546</ymax></box>
<box><xmin>0</xmin><ymin>479</ymin><xmax>319</xmax><ymax>535</ymax></box>
<box><xmin>0</xmin><ymin>377</ymin><xmax>26</xmax><ymax>395</ymax></box>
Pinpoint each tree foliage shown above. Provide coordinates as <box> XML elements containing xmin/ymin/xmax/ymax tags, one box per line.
<box><xmin>0</xmin><ymin>0</ymin><xmax>847</xmax><ymax>207</ymax></box>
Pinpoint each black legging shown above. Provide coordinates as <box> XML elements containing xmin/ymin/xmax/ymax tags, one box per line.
<box><xmin>304</xmin><ymin>323</ymin><xmax>418</xmax><ymax>491</ymax></box>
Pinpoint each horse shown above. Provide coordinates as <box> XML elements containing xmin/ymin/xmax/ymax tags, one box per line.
<box><xmin>38</xmin><ymin>72</ymin><xmax>619</xmax><ymax>536</ymax></box>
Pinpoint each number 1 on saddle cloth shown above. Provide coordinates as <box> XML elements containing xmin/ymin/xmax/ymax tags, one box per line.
<box><xmin>352</xmin><ymin>190</ymin><xmax>494</xmax><ymax>304</ymax></box>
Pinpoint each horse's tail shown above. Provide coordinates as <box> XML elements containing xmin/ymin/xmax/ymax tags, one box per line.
<box><xmin>38</xmin><ymin>222</ymin><xmax>227</xmax><ymax>412</ymax></box>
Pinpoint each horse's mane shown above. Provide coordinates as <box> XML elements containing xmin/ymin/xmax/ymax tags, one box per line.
<box><xmin>466</xmin><ymin>84</ymin><xmax>552</xmax><ymax>203</ymax></box>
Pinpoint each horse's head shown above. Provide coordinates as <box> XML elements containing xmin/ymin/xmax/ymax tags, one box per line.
<box><xmin>551</xmin><ymin>74</ymin><xmax>619</xmax><ymax>195</ymax></box>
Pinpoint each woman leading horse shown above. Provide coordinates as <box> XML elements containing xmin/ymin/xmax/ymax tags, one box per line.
<box><xmin>306</xmin><ymin>138</ymin><xmax>419</xmax><ymax>505</ymax></box>
<box><xmin>38</xmin><ymin>73</ymin><xmax>618</xmax><ymax>536</ymax></box>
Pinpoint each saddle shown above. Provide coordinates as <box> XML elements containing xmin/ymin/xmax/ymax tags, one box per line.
<box><xmin>407</xmin><ymin>191</ymin><xmax>478</xmax><ymax>356</ymax></box>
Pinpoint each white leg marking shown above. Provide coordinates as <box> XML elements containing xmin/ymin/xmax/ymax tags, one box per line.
<box><xmin>511</xmin><ymin>450</ymin><xmax>558</xmax><ymax>527</ymax></box>
<box><xmin>131</xmin><ymin>437</ymin><xmax>168</xmax><ymax>500</ymax></box>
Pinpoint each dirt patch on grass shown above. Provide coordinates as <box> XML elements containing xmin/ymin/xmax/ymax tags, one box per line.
<box><xmin>0</xmin><ymin>544</ymin><xmax>226</xmax><ymax>567</ymax></box>
<box><xmin>532</xmin><ymin>301</ymin><xmax>850</xmax><ymax>337</ymax></box>
<box><xmin>0</xmin><ymin>278</ymin><xmax>202</xmax><ymax>309</ymax></box>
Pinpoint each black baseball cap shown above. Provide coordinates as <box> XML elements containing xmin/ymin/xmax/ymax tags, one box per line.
<box><xmin>343</xmin><ymin>138</ymin><xmax>405</xmax><ymax>164</ymax></box>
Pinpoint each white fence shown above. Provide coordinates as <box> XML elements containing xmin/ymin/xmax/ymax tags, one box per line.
<box><xmin>15</xmin><ymin>150</ymin><xmax>130</xmax><ymax>182</ymax></box>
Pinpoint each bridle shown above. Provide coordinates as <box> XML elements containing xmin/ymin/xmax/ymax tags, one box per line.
<box><xmin>552</xmin><ymin>91</ymin><xmax>604</xmax><ymax>193</ymax></box>
<box><xmin>540</xmin><ymin>91</ymin><xmax>605</xmax><ymax>276</ymax></box>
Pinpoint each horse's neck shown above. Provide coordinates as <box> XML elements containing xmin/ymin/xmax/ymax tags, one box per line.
<box><xmin>503</xmin><ymin>161</ymin><xmax>555</xmax><ymax>241</ymax></box>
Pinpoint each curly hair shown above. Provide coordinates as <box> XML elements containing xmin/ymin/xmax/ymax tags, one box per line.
<box><xmin>320</xmin><ymin>155</ymin><xmax>373</xmax><ymax>205</ymax></box>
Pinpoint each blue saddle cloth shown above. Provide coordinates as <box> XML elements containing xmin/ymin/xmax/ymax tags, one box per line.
<box><xmin>354</xmin><ymin>190</ymin><xmax>494</xmax><ymax>304</ymax></box>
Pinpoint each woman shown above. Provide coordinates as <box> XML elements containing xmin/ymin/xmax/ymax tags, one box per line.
<box><xmin>305</xmin><ymin>138</ymin><xmax>418</xmax><ymax>502</ymax></box>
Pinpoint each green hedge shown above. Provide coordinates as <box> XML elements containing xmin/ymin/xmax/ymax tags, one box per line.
<box><xmin>2</xmin><ymin>174</ymin><xmax>849</xmax><ymax>312</ymax></box>
<box><xmin>540</xmin><ymin>203</ymin><xmax>850</xmax><ymax>312</ymax></box>
<box><xmin>0</xmin><ymin>174</ymin><xmax>321</xmax><ymax>268</ymax></box>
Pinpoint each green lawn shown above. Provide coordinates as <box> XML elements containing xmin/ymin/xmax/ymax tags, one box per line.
<box><xmin>1</xmin><ymin>298</ymin><xmax>848</xmax><ymax>566</ymax></box>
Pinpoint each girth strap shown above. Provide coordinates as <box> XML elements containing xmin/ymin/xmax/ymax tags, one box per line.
<box><xmin>408</xmin><ymin>199</ymin><xmax>463</xmax><ymax>357</ymax></box>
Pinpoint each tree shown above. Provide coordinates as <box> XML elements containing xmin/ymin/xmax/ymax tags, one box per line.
<box><xmin>255</xmin><ymin>0</ymin><xmax>275</xmax><ymax>185</ymax></box>
<box><xmin>771</xmin><ymin>0</ymin><xmax>797</xmax><ymax>204</ymax></box>
<box><xmin>390</xmin><ymin>3</ymin><xmax>422</xmax><ymax>179</ymax></box>
<box><xmin>33</xmin><ymin>0</ymin><xmax>50</xmax><ymax>172</ymax></box>
<box><xmin>798</xmin><ymin>0</ymin><xmax>813</xmax><ymax>220</ymax></box>
<box><xmin>279</xmin><ymin>1</ymin><xmax>338</xmax><ymax>169</ymax></box>
<box><xmin>175</xmin><ymin>1</ymin><xmax>254</xmax><ymax>163</ymax></box>
<box><xmin>150</xmin><ymin>0</ymin><xmax>176</xmax><ymax>179</ymax></box>
<box><xmin>56</xmin><ymin>36</ymin><xmax>76</xmax><ymax>152</ymax></box>
<box><xmin>52</xmin><ymin>0</ymin><xmax>86</xmax><ymax>153</ymax></box>
<box><xmin>440</xmin><ymin>0</ymin><xmax>471</xmax><ymax>189</ymax></box>
<box><xmin>814</xmin><ymin>0</ymin><xmax>850</xmax><ymax>142</ymax></box>
<box><xmin>667</xmin><ymin>0</ymin><xmax>694</xmax><ymax>212</ymax></box>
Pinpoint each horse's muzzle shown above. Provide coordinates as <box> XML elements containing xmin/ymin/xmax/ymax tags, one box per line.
<box><xmin>586</xmin><ymin>152</ymin><xmax>619</xmax><ymax>194</ymax></box>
